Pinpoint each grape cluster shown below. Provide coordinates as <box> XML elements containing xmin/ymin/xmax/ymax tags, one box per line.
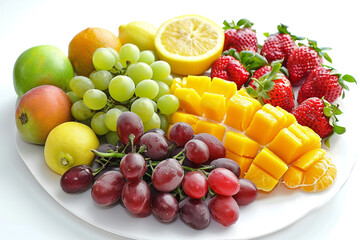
<box><xmin>67</xmin><ymin>44</ymin><xmax>179</xmax><ymax>145</ymax></box>
<box><xmin>60</xmin><ymin>113</ymin><xmax>258</xmax><ymax>230</ymax></box>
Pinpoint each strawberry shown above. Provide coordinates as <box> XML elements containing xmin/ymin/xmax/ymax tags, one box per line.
<box><xmin>297</xmin><ymin>66</ymin><xmax>357</xmax><ymax>104</ymax></box>
<box><xmin>223</xmin><ymin>19</ymin><xmax>258</xmax><ymax>53</ymax></box>
<box><xmin>249</xmin><ymin>65</ymin><xmax>272</xmax><ymax>88</ymax></box>
<box><xmin>286</xmin><ymin>40</ymin><xmax>331</xmax><ymax>86</ymax></box>
<box><xmin>247</xmin><ymin>62</ymin><xmax>295</xmax><ymax>112</ymax></box>
<box><xmin>292</xmin><ymin>97</ymin><xmax>345</xmax><ymax>147</ymax></box>
<box><xmin>211</xmin><ymin>49</ymin><xmax>267</xmax><ymax>89</ymax></box>
<box><xmin>260</xmin><ymin>24</ymin><xmax>303</xmax><ymax>66</ymax></box>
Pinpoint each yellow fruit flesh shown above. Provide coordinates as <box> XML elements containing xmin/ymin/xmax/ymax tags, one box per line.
<box><xmin>223</xmin><ymin>131</ymin><xmax>260</xmax><ymax>158</ymax></box>
<box><xmin>200</xmin><ymin>92</ymin><xmax>226</xmax><ymax>122</ymax></box>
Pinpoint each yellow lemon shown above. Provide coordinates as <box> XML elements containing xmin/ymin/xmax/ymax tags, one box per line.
<box><xmin>44</xmin><ymin>121</ymin><xmax>99</xmax><ymax>175</ymax></box>
<box><xmin>154</xmin><ymin>14</ymin><xmax>224</xmax><ymax>76</ymax></box>
<box><xmin>118</xmin><ymin>21</ymin><xmax>157</xmax><ymax>51</ymax></box>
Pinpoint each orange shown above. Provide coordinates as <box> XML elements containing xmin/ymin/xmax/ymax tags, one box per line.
<box><xmin>68</xmin><ymin>27</ymin><xmax>121</xmax><ymax>77</ymax></box>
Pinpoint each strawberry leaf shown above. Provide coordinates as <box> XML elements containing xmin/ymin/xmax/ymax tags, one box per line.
<box><xmin>263</xmin><ymin>32</ymin><xmax>270</xmax><ymax>38</ymax></box>
<box><xmin>333</xmin><ymin>124</ymin><xmax>346</xmax><ymax>135</ymax></box>
<box><xmin>223</xmin><ymin>19</ymin><xmax>254</xmax><ymax>30</ymax></box>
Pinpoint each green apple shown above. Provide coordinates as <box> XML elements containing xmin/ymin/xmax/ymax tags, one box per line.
<box><xmin>13</xmin><ymin>45</ymin><xmax>74</xmax><ymax>97</ymax></box>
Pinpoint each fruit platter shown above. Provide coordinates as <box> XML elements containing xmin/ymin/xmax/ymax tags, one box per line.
<box><xmin>13</xmin><ymin>12</ymin><xmax>357</xmax><ymax>240</ymax></box>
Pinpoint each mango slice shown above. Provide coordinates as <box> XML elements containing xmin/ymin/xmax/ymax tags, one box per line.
<box><xmin>200</xmin><ymin>92</ymin><xmax>226</xmax><ymax>122</ymax></box>
<box><xmin>245</xmin><ymin>164</ymin><xmax>279</xmax><ymax>192</ymax></box>
<box><xmin>173</xmin><ymin>88</ymin><xmax>202</xmax><ymax>116</ymax></box>
<box><xmin>194</xmin><ymin>120</ymin><xmax>226</xmax><ymax>141</ymax></box>
<box><xmin>208</xmin><ymin>77</ymin><xmax>237</xmax><ymax>102</ymax></box>
<box><xmin>184</xmin><ymin>75</ymin><xmax>211</xmax><ymax>96</ymax></box>
<box><xmin>170</xmin><ymin>111</ymin><xmax>199</xmax><ymax>126</ymax></box>
<box><xmin>223</xmin><ymin>131</ymin><xmax>260</xmax><ymax>158</ymax></box>
<box><xmin>225</xmin><ymin>150</ymin><xmax>253</xmax><ymax>178</ymax></box>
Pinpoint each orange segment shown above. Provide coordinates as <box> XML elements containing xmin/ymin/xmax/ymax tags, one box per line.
<box><xmin>283</xmin><ymin>166</ymin><xmax>304</xmax><ymax>189</ymax></box>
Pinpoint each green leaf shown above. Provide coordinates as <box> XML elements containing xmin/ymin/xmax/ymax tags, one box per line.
<box><xmin>263</xmin><ymin>81</ymin><xmax>275</xmax><ymax>91</ymax></box>
<box><xmin>263</xmin><ymin>32</ymin><xmax>270</xmax><ymax>38</ymax></box>
<box><xmin>342</xmin><ymin>74</ymin><xmax>357</xmax><ymax>83</ymax></box>
<box><xmin>246</xmin><ymin>87</ymin><xmax>258</xmax><ymax>98</ymax></box>
<box><xmin>322</xmin><ymin>52</ymin><xmax>332</xmax><ymax>63</ymax></box>
<box><xmin>333</xmin><ymin>124</ymin><xmax>346</xmax><ymax>135</ymax></box>
<box><xmin>259</xmin><ymin>91</ymin><xmax>270</xmax><ymax>100</ymax></box>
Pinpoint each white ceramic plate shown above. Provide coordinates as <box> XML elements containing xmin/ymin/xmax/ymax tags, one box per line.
<box><xmin>15</xmin><ymin>120</ymin><xmax>356</xmax><ymax>240</ymax></box>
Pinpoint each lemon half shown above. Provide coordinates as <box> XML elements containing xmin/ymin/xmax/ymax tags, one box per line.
<box><xmin>154</xmin><ymin>14</ymin><xmax>224</xmax><ymax>76</ymax></box>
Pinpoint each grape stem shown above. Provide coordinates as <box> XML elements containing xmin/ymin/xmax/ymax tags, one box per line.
<box><xmin>91</xmin><ymin>149</ymin><xmax>126</xmax><ymax>158</ymax></box>
<box><xmin>92</xmin><ymin>157</ymin><xmax>112</xmax><ymax>176</ymax></box>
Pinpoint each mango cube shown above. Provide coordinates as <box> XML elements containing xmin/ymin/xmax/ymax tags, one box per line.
<box><xmin>184</xmin><ymin>75</ymin><xmax>211</xmax><ymax>96</ymax></box>
<box><xmin>223</xmin><ymin>131</ymin><xmax>260</xmax><ymax>158</ymax></box>
<box><xmin>245</xmin><ymin>164</ymin><xmax>279</xmax><ymax>192</ymax></box>
<box><xmin>225</xmin><ymin>150</ymin><xmax>253</xmax><ymax>177</ymax></box>
<box><xmin>170</xmin><ymin>111</ymin><xmax>200</xmax><ymax>125</ymax></box>
<box><xmin>208</xmin><ymin>77</ymin><xmax>237</xmax><ymax>102</ymax></box>
<box><xmin>200</xmin><ymin>92</ymin><xmax>226</xmax><ymax>122</ymax></box>
<box><xmin>171</xmin><ymin>77</ymin><xmax>184</xmax><ymax>94</ymax></box>
<box><xmin>173</xmin><ymin>88</ymin><xmax>202</xmax><ymax>116</ymax></box>
<box><xmin>275</xmin><ymin>106</ymin><xmax>297</xmax><ymax>127</ymax></box>
<box><xmin>225</xmin><ymin>93</ymin><xmax>262</xmax><ymax>131</ymax></box>
<box><xmin>252</xmin><ymin>147</ymin><xmax>288</xmax><ymax>180</ymax></box>
<box><xmin>245</xmin><ymin>104</ymin><xmax>288</xmax><ymax>146</ymax></box>
<box><xmin>194</xmin><ymin>120</ymin><xmax>226</xmax><ymax>141</ymax></box>
<box><xmin>293</xmin><ymin>148</ymin><xmax>326</xmax><ymax>171</ymax></box>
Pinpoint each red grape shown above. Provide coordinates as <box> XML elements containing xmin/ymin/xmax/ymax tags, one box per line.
<box><xmin>140</xmin><ymin>132</ymin><xmax>169</xmax><ymax>160</ymax></box>
<box><xmin>233</xmin><ymin>178</ymin><xmax>258</xmax><ymax>206</ymax></box>
<box><xmin>179</xmin><ymin>197</ymin><xmax>211</xmax><ymax>230</ymax></box>
<box><xmin>208</xmin><ymin>195</ymin><xmax>239</xmax><ymax>226</ymax></box>
<box><xmin>169</xmin><ymin>122</ymin><xmax>194</xmax><ymax>147</ymax></box>
<box><xmin>208</xmin><ymin>168</ymin><xmax>240</xmax><ymax>196</ymax></box>
<box><xmin>152</xmin><ymin>158</ymin><xmax>184</xmax><ymax>192</ymax></box>
<box><xmin>151</xmin><ymin>192</ymin><xmax>178</xmax><ymax>222</ymax></box>
<box><xmin>182</xmin><ymin>171</ymin><xmax>208</xmax><ymax>199</ymax></box>
<box><xmin>91</xmin><ymin>171</ymin><xmax>125</xmax><ymax>206</ymax></box>
<box><xmin>193</xmin><ymin>133</ymin><xmax>226</xmax><ymax>161</ymax></box>
<box><xmin>60</xmin><ymin>165</ymin><xmax>93</xmax><ymax>193</ymax></box>
<box><xmin>122</xmin><ymin>179</ymin><xmax>151</xmax><ymax>217</ymax></box>
<box><xmin>210</xmin><ymin>158</ymin><xmax>241</xmax><ymax>178</ymax></box>
<box><xmin>117</xmin><ymin>111</ymin><xmax>144</xmax><ymax>144</ymax></box>
<box><xmin>120</xmin><ymin>153</ymin><xmax>147</xmax><ymax>180</ymax></box>
<box><xmin>184</xmin><ymin>139</ymin><xmax>210</xmax><ymax>164</ymax></box>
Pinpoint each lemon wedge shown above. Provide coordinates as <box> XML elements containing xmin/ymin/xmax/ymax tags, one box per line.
<box><xmin>154</xmin><ymin>14</ymin><xmax>224</xmax><ymax>76</ymax></box>
<box><xmin>118</xmin><ymin>21</ymin><xmax>157</xmax><ymax>51</ymax></box>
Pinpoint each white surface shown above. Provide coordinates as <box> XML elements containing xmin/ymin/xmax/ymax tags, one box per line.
<box><xmin>1</xmin><ymin>0</ymin><xmax>360</xmax><ymax>240</ymax></box>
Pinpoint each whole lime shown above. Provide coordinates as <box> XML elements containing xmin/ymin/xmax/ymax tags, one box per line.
<box><xmin>13</xmin><ymin>45</ymin><xmax>74</xmax><ymax>97</ymax></box>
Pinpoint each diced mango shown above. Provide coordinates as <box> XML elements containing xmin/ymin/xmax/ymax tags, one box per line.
<box><xmin>268</xmin><ymin>128</ymin><xmax>304</xmax><ymax>165</ymax></box>
<box><xmin>223</xmin><ymin>131</ymin><xmax>260</xmax><ymax>158</ymax></box>
<box><xmin>302</xmin><ymin>126</ymin><xmax>322</xmax><ymax>152</ymax></box>
<box><xmin>171</xmin><ymin>77</ymin><xmax>184</xmax><ymax>94</ymax></box>
<box><xmin>208</xmin><ymin>77</ymin><xmax>237</xmax><ymax>102</ymax></box>
<box><xmin>170</xmin><ymin>111</ymin><xmax>200</xmax><ymax>125</ymax></box>
<box><xmin>275</xmin><ymin>106</ymin><xmax>297</xmax><ymax>127</ymax></box>
<box><xmin>194</xmin><ymin>120</ymin><xmax>226</xmax><ymax>141</ymax></box>
<box><xmin>225</xmin><ymin>94</ymin><xmax>259</xmax><ymax>131</ymax></box>
<box><xmin>252</xmin><ymin>147</ymin><xmax>288</xmax><ymax>180</ymax></box>
<box><xmin>184</xmin><ymin>75</ymin><xmax>211</xmax><ymax>96</ymax></box>
<box><xmin>245</xmin><ymin>164</ymin><xmax>279</xmax><ymax>192</ymax></box>
<box><xmin>200</xmin><ymin>92</ymin><xmax>226</xmax><ymax>122</ymax></box>
<box><xmin>225</xmin><ymin>150</ymin><xmax>253</xmax><ymax>177</ymax></box>
<box><xmin>246</xmin><ymin>104</ymin><xmax>290</xmax><ymax>146</ymax></box>
<box><xmin>293</xmin><ymin>149</ymin><xmax>326</xmax><ymax>171</ymax></box>
<box><xmin>173</xmin><ymin>88</ymin><xmax>202</xmax><ymax>116</ymax></box>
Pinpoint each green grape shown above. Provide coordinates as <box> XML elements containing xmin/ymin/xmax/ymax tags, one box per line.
<box><xmin>93</xmin><ymin>48</ymin><xmax>116</xmax><ymax>71</ymax></box>
<box><xmin>66</xmin><ymin>91</ymin><xmax>81</xmax><ymax>104</ymax></box>
<box><xmin>126</xmin><ymin>62</ymin><xmax>153</xmax><ymax>85</ymax></box>
<box><xmin>161</xmin><ymin>74</ymin><xmax>174</xmax><ymax>87</ymax></box>
<box><xmin>151</xmin><ymin>61</ymin><xmax>171</xmax><ymax>81</ymax></box>
<box><xmin>108</xmin><ymin>75</ymin><xmax>135</xmax><ymax>102</ymax></box>
<box><xmin>83</xmin><ymin>89</ymin><xmax>107</xmax><ymax>110</ymax></box>
<box><xmin>104</xmin><ymin>108</ymin><xmax>122</xmax><ymax>131</ymax></box>
<box><xmin>107</xmin><ymin>47</ymin><xmax>120</xmax><ymax>62</ymax></box>
<box><xmin>114</xmin><ymin>105</ymin><xmax>129</xmax><ymax>112</ymax></box>
<box><xmin>106</xmin><ymin>131</ymin><xmax>120</xmax><ymax>145</ymax></box>
<box><xmin>69</xmin><ymin>76</ymin><xmax>95</xmax><ymax>98</ymax></box>
<box><xmin>130</xmin><ymin>97</ymin><xmax>154</xmax><ymax>122</ymax></box>
<box><xmin>157</xmin><ymin>94</ymin><xmax>180</xmax><ymax>115</ymax></box>
<box><xmin>153</xmin><ymin>80</ymin><xmax>171</xmax><ymax>101</ymax></box>
<box><xmin>119</xmin><ymin>43</ymin><xmax>140</xmax><ymax>67</ymax></box>
<box><xmin>149</xmin><ymin>99</ymin><xmax>157</xmax><ymax>112</ymax></box>
<box><xmin>91</xmin><ymin>112</ymin><xmax>109</xmax><ymax>135</ymax></box>
<box><xmin>71</xmin><ymin>100</ymin><xmax>95</xmax><ymax>121</ymax></box>
<box><xmin>89</xmin><ymin>70</ymin><xmax>113</xmax><ymax>90</ymax></box>
<box><xmin>143</xmin><ymin>112</ymin><xmax>161</xmax><ymax>132</ymax></box>
<box><xmin>138</xmin><ymin>50</ymin><xmax>157</xmax><ymax>65</ymax></box>
<box><xmin>134</xmin><ymin>79</ymin><xmax>159</xmax><ymax>99</ymax></box>
<box><xmin>158</xmin><ymin>113</ymin><xmax>170</xmax><ymax>133</ymax></box>
<box><xmin>113</xmin><ymin>61</ymin><xmax>124</xmax><ymax>71</ymax></box>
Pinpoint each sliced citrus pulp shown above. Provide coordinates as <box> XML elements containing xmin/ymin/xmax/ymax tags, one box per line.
<box><xmin>154</xmin><ymin>14</ymin><xmax>224</xmax><ymax>75</ymax></box>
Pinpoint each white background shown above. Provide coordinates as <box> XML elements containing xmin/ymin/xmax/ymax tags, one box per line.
<box><xmin>1</xmin><ymin>0</ymin><xmax>359</xmax><ymax>239</ymax></box>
